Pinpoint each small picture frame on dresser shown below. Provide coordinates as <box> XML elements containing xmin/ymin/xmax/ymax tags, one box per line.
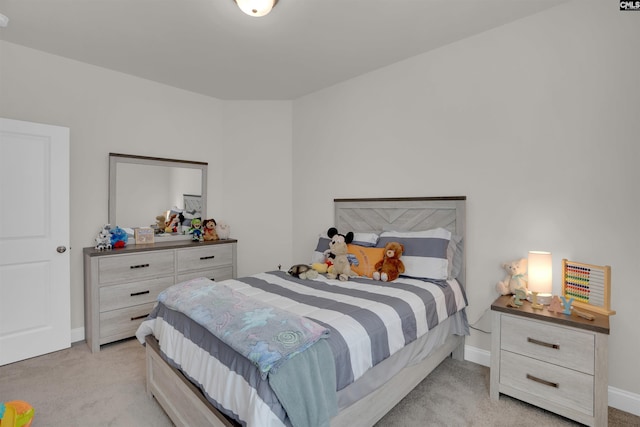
<box><xmin>134</xmin><ymin>227</ymin><xmax>155</xmax><ymax>244</ymax></box>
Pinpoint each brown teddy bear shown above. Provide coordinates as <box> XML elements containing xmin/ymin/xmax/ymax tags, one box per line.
<box><xmin>202</xmin><ymin>218</ymin><xmax>219</xmax><ymax>241</ymax></box>
<box><xmin>373</xmin><ymin>242</ymin><xmax>405</xmax><ymax>282</ymax></box>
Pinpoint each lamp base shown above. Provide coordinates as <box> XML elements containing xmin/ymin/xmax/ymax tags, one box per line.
<box><xmin>527</xmin><ymin>292</ymin><xmax>553</xmax><ymax>306</ymax></box>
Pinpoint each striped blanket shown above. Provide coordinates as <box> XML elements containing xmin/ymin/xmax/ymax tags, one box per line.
<box><xmin>136</xmin><ymin>271</ymin><xmax>468</xmax><ymax>426</ymax></box>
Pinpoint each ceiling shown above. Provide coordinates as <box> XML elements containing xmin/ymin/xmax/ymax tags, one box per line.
<box><xmin>0</xmin><ymin>0</ymin><xmax>566</xmax><ymax>100</ymax></box>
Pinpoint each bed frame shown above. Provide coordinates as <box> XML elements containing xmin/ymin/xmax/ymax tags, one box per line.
<box><xmin>145</xmin><ymin>196</ymin><xmax>467</xmax><ymax>427</ymax></box>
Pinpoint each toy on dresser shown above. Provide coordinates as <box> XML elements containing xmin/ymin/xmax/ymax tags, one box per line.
<box><xmin>215</xmin><ymin>220</ymin><xmax>231</xmax><ymax>240</ymax></box>
<box><xmin>155</xmin><ymin>215</ymin><xmax>167</xmax><ymax>232</ymax></box>
<box><xmin>202</xmin><ymin>219</ymin><xmax>219</xmax><ymax>241</ymax></box>
<box><xmin>110</xmin><ymin>226</ymin><xmax>128</xmax><ymax>248</ymax></box>
<box><xmin>164</xmin><ymin>214</ymin><xmax>180</xmax><ymax>233</ymax></box>
<box><xmin>496</xmin><ymin>258</ymin><xmax>528</xmax><ymax>295</ymax></box>
<box><xmin>94</xmin><ymin>224</ymin><xmax>112</xmax><ymax>251</ymax></box>
<box><xmin>189</xmin><ymin>218</ymin><xmax>204</xmax><ymax>242</ymax></box>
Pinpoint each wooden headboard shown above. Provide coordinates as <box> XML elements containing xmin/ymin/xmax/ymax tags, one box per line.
<box><xmin>334</xmin><ymin>196</ymin><xmax>467</xmax><ymax>287</ymax></box>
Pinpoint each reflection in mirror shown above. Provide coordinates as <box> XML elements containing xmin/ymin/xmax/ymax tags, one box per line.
<box><xmin>109</xmin><ymin>153</ymin><xmax>207</xmax><ymax>242</ymax></box>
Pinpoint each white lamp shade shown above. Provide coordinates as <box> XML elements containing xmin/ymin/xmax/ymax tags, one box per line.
<box><xmin>528</xmin><ymin>251</ymin><xmax>552</xmax><ymax>294</ymax></box>
<box><xmin>236</xmin><ymin>0</ymin><xmax>276</xmax><ymax>17</ymax></box>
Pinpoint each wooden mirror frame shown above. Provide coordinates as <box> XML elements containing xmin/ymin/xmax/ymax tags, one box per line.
<box><xmin>108</xmin><ymin>153</ymin><xmax>208</xmax><ymax>234</ymax></box>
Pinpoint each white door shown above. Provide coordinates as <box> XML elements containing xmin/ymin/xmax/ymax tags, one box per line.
<box><xmin>0</xmin><ymin>117</ymin><xmax>71</xmax><ymax>366</ymax></box>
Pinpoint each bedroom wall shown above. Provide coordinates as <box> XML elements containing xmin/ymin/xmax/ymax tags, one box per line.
<box><xmin>220</xmin><ymin>100</ymin><xmax>293</xmax><ymax>276</ymax></box>
<box><xmin>0</xmin><ymin>41</ymin><xmax>294</xmax><ymax>333</ymax></box>
<box><xmin>292</xmin><ymin>0</ymin><xmax>640</xmax><ymax>398</ymax></box>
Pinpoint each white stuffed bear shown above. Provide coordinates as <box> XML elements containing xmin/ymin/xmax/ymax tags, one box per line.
<box><xmin>496</xmin><ymin>258</ymin><xmax>528</xmax><ymax>295</ymax></box>
<box><xmin>215</xmin><ymin>220</ymin><xmax>231</xmax><ymax>240</ymax></box>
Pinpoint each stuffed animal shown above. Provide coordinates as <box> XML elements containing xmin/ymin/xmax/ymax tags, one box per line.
<box><xmin>288</xmin><ymin>264</ymin><xmax>319</xmax><ymax>280</ymax></box>
<box><xmin>110</xmin><ymin>226</ymin><xmax>128</xmax><ymax>248</ymax></box>
<box><xmin>189</xmin><ymin>218</ymin><xmax>204</xmax><ymax>242</ymax></box>
<box><xmin>0</xmin><ymin>400</ymin><xmax>34</xmax><ymax>427</ymax></box>
<box><xmin>164</xmin><ymin>214</ymin><xmax>180</xmax><ymax>233</ymax></box>
<box><xmin>312</xmin><ymin>259</ymin><xmax>332</xmax><ymax>274</ymax></box>
<box><xmin>215</xmin><ymin>220</ymin><xmax>231</xmax><ymax>240</ymax></box>
<box><xmin>325</xmin><ymin>227</ymin><xmax>356</xmax><ymax>281</ymax></box>
<box><xmin>155</xmin><ymin>215</ymin><xmax>167</xmax><ymax>232</ymax></box>
<box><xmin>94</xmin><ymin>224</ymin><xmax>112</xmax><ymax>251</ymax></box>
<box><xmin>202</xmin><ymin>218</ymin><xmax>219</xmax><ymax>241</ymax></box>
<box><xmin>373</xmin><ymin>242</ymin><xmax>405</xmax><ymax>282</ymax></box>
<box><xmin>311</xmin><ymin>246</ymin><xmax>334</xmax><ymax>274</ymax></box>
<box><xmin>496</xmin><ymin>258</ymin><xmax>528</xmax><ymax>295</ymax></box>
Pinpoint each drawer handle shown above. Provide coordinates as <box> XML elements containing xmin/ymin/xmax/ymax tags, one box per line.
<box><xmin>131</xmin><ymin>314</ymin><xmax>149</xmax><ymax>321</ymax></box>
<box><xmin>526</xmin><ymin>374</ymin><xmax>559</xmax><ymax>388</ymax></box>
<box><xmin>527</xmin><ymin>337</ymin><xmax>559</xmax><ymax>350</ymax></box>
<box><xmin>130</xmin><ymin>290</ymin><xmax>150</xmax><ymax>297</ymax></box>
<box><xmin>200</xmin><ymin>255</ymin><xmax>215</xmax><ymax>260</ymax></box>
<box><xmin>130</xmin><ymin>264</ymin><xmax>150</xmax><ymax>269</ymax></box>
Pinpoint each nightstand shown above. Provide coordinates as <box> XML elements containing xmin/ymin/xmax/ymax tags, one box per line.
<box><xmin>490</xmin><ymin>295</ymin><xmax>609</xmax><ymax>426</ymax></box>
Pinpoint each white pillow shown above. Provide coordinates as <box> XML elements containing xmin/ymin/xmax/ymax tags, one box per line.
<box><xmin>376</xmin><ymin>228</ymin><xmax>460</xmax><ymax>280</ymax></box>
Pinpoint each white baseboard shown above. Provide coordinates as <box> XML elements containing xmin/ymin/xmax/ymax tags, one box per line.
<box><xmin>464</xmin><ymin>344</ymin><xmax>640</xmax><ymax>417</ymax></box>
<box><xmin>71</xmin><ymin>327</ymin><xmax>85</xmax><ymax>344</ymax></box>
<box><xmin>464</xmin><ymin>344</ymin><xmax>491</xmax><ymax>367</ymax></box>
<box><xmin>609</xmin><ymin>386</ymin><xmax>640</xmax><ymax>417</ymax></box>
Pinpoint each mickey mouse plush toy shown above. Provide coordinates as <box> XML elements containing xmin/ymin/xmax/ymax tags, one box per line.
<box><xmin>325</xmin><ymin>227</ymin><xmax>356</xmax><ymax>281</ymax></box>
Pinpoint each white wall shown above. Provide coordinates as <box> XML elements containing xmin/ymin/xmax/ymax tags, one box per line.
<box><xmin>0</xmin><ymin>41</ymin><xmax>293</xmax><ymax>330</ymax></box>
<box><xmin>220</xmin><ymin>100</ymin><xmax>293</xmax><ymax>276</ymax></box>
<box><xmin>292</xmin><ymin>1</ymin><xmax>640</xmax><ymax>396</ymax></box>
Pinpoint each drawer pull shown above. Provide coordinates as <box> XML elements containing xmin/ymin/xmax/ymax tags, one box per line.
<box><xmin>526</xmin><ymin>374</ymin><xmax>559</xmax><ymax>388</ymax></box>
<box><xmin>131</xmin><ymin>314</ymin><xmax>149</xmax><ymax>321</ymax></box>
<box><xmin>200</xmin><ymin>255</ymin><xmax>215</xmax><ymax>260</ymax></box>
<box><xmin>130</xmin><ymin>290</ymin><xmax>150</xmax><ymax>297</ymax></box>
<box><xmin>130</xmin><ymin>264</ymin><xmax>150</xmax><ymax>269</ymax></box>
<box><xmin>527</xmin><ymin>337</ymin><xmax>559</xmax><ymax>350</ymax></box>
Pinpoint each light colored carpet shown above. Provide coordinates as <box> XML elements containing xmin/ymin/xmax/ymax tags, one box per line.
<box><xmin>1</xmin><ymin>338</ymin><xmax>638</xmax><ymax>426</ymax></box>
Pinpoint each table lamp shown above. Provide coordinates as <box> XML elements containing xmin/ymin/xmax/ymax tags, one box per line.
<box><xmin>528</xmin><ymin>251</ymin><xmax>552</xmax><ymax>308</ymax></box>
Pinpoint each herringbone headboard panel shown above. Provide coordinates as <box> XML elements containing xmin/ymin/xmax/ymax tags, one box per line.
<box><xmin>334</xmin><ymin>196</ymin><xmax>466</xmax><ymax>287</ymax></box>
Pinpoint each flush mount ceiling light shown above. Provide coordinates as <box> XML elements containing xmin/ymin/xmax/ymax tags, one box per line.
<box><xmin>234</xmin><ymin>0</ymin><xmax>278</xmax><ymax>17</ymax></box>
<box><xmin>0</xmin><ymin>13</ymin><xmax>9</xmax><ymax>28</ymax></box>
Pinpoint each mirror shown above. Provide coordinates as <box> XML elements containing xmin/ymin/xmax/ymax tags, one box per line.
<box><xmin>109</xmin><ymin>153</ymin><xmax>207</xmax><ymax>242</ymax></box>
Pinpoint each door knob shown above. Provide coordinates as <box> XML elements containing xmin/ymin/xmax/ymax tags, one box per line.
<box><xmin>57</xmin><ymin>246</ymin><xmax>67</xmax><ymax>253</ymax></box>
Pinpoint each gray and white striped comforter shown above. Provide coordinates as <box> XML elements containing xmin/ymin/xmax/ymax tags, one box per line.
<box><xmin>136</xmin><ymin>271</ymin><xmax>468</xmax><ymax>427</ymax></box>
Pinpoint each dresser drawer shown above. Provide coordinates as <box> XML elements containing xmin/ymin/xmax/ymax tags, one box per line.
<box><xmin>177</xmin><ymin>245</ymin><xmax>233</xmax><ymax>273</ymax></box>
<box><xmin>177</xmin><ymin>266</ymin><xmax>234</xmax><ymax>283</ymax></box>
<box><xmin>501</xmin><ymin>315</ymin><xmax>595</xmax><ymax>374</ymax></box>
<box><xmin>99</xmin><ymin>302</ymin><xmax>156</xmax><ymax>343</ymax></box>
<box><xmin>99</xmin><ymin>276</ymin><xmax>174</xmax><ymax>312</ymax></box>
<box><xmin>501</xmin><ymin>350</ymin><xmax>594</xmax><ymax>416</ymax></box>
<box><xmin>98</xmin><ymin>251</ymin><xmax>175</xmax><ymax>284</ymax></box>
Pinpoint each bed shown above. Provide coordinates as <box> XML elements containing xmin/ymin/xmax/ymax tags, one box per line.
<box><xmin>137</xmin><ymin>196</ymin><xmax>468</xmax><ymax>427</ymax></box>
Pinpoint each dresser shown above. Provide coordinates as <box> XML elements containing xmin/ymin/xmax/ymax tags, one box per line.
<box><xmin>83</xmin><ymin>239</ymin><xmax>237</xmax><ymax>353</ymax></box>
<box><xmin>490</xmin><ymin>295</ymin><xmax>609</xmax><ymax>426</ymax></box>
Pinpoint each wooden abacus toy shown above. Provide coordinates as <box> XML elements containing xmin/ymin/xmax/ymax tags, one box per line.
<box><xmin>561</xmin><ymin>259</ymin><xmax>616</xmax><ymax>316</ymax></box>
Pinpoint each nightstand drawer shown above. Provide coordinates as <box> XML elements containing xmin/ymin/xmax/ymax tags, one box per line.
<box><xmin>98</xmin><ymin>251</ymin><xmax>175</xmax><ymax>284</ymax></box>
<box><xmin>177</xmin><ymin>245</ymin><xmax>233</xmax><ymax>272</ymax></box>
<box><xmin>501</xmin><ymin>315</ymin><xmax>595</xmax><ymax>374</ymax></box>
<box><xmin>99</xmin><ymin>302</ymin><xmax>156</xmax><ymax>343</ymax></box>
<box><xmin>99</xmin><ymin>276</ymin><xmax>174</xmax><ymax>312</ymax></box>
<box><xmin>501</xmin><ymin>350</ymin><xmax>594</xmax><ymax>416</ymax></box>
<box><xmin>177</xmin><ymin>266</ymin><xmax>234</xmax><ymax>283</ymax></box>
